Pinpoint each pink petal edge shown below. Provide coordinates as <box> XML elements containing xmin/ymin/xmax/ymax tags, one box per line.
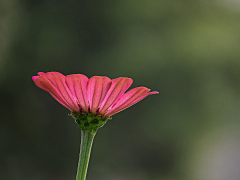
<box><xmin>46</xmin><ymin>72</ymin><xmax>80</xmax><ymax>112</ymax></box>
<box><xmin>105</xmin><ymin>90</ymin><xmax>159</xmax><ymax>117</ymax></box>
<box><xmin>32</xmin><ymin>76</ymin><xmax>39</xmax><ymax>81</ymax></box>
<box><xmin>34</xmin><ymin>75</ymin><xmax>74</xmax><ymax>111</ymax></box>
<box><xmin>99</xmin><ymin>77</ymin><xmax>133</xmax><ymax>114</ymax></box>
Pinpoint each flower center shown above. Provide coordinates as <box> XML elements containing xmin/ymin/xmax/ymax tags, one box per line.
<box><xmin>71</xmin><ymin>112</ymin><xmax>109</xmax><ymax>131</ymax></box>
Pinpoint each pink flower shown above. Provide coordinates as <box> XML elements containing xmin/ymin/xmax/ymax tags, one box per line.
<box><xmin>32</xmin><ymin>72</ymin><xmax>158</xmax><ymax>117</ymax></box>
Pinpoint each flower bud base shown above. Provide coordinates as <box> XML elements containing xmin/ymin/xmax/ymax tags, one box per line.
<box><xmin>71</xmin><ymin>112</ymin><xmax>109</xmax><ymax>132</ymax></box>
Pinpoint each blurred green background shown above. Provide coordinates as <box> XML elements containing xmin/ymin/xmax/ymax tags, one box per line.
<box><xmin>1</xmin><ymin>0</ymin><xmax>240</xmax><ymax>180</ymax></box>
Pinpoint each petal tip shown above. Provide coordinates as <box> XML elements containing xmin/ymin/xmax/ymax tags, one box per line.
<box><xmin>37</xmin><ymin>72</ymin><xmax>46</xmax><ymax>76</ymax></box>
<box><xmin>150</xmin><ymin>91</ymin><xmax>159</xmax><ymax>94</ymax></box>
<box><xmin>32</xmin><ymin>76</ymin><xmax>39</xmax><ymax>81</ymax></box>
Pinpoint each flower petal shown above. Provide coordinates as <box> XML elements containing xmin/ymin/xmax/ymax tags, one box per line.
<box><xmin>38</xmin><ymin>72</ymin><xmax>46</xmax><ymax>76</ymax></box>
<box><xmin>65</xmin><ymin>74</ymin><xmax>89</xmax><ymax>112</ymax></box>
<box><xmin>33</xmin><ymin>75</ymin><xmax>74</xmax><ymax>111</ymax></box>
<box><xmin>105</xmin><ymin>88</ymin><xmax>159</xmax><ymax>117</ymax></box>
<box><xmin>32</xmin><ymin>76</ymin><xmax>39</xmax><ymax>81</ymax></box>
<box><xmin>46</xmin><ymin>72</ymin><xmax>80</xmax><ymax>112</ymax></box>
<box><xmin>99</xmin><ymin>77</ymin><xmax>133</xmax><ymax>114</ymax></box>
<box><xmin>87</xmin><ymin>76</ymin><xmax>112</xmax><ymax>114</ymax></box>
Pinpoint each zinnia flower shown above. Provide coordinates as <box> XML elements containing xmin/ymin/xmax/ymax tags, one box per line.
<box><xmin>33</xmin><ymin>72</ymin><xmax>158</xmax><ymax>129</ymax></box>
<box><xmin>32</xmin><ymin>71</ymin><xmax>159</xmax><ymax>180</ymax></box>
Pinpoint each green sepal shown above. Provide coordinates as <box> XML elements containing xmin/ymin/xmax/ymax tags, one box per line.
<box><xmin>71</xmin><ymin>112</ymin><xmax>109</xmax><ymax>131</ymax></box>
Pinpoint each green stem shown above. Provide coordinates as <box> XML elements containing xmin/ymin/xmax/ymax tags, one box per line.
<box><xmin>76</xmin><ymin>130</ymin><xmax>96</xmax><ymax>180</ymax></box>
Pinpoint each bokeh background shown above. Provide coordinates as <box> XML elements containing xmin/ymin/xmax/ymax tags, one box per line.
<box><xmin>1</xmin><ymin>0</ymin><xmax>240</xmax><ymax>180</ymax></box>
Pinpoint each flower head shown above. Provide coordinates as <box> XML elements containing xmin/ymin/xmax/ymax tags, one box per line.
<box><xmin>33</xmin><ymin>72</ymin><xmax>158</xmax><ymax>130</ymax></box>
